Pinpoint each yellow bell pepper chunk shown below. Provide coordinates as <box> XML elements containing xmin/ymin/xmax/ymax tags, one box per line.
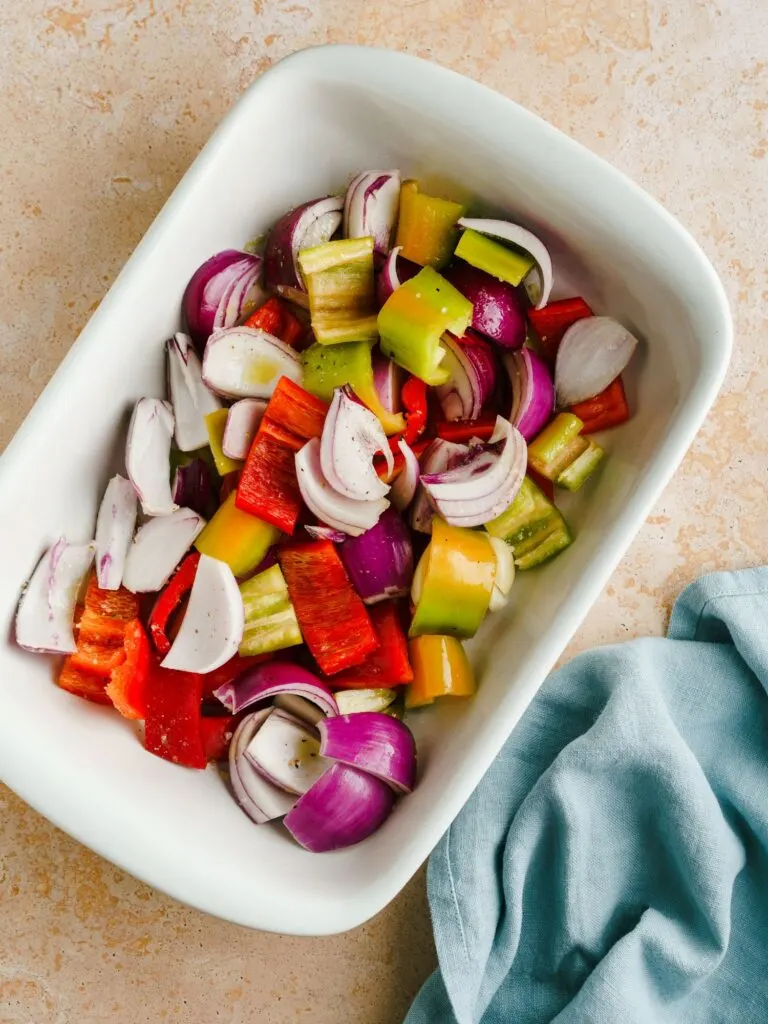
<box><xmin>406</xmin><ymin>635</ymin><xmax>476</xmax><ymax>708</ymax></box>
<box><xmin>195</xmin><ymin>491</ymin><xmax>279</xmax><ymax>578</ymax></box>
<box><xmin>204</xmin><ymin>409</ymin><xmax>243</xmax><ymax>477</ymax></box>
<box><xmin>395</xmin><ymin>181</ymin><xmax>465</xmax><ymax>269</ymax></box>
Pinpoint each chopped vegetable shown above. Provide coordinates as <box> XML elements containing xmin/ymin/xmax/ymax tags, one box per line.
<box><xmin>569</xmin><ymin>376</ymin><xmax>630</xmax><ymax>433</ymax></box>
<box><xmin>435</xmin><ymin>414</ymin><xmax>497</xmax><ymax>443</ymax></box>
<box><xmin>444</xmin><ymin>260</ymin><xmax>527</xmax><ymax>348</ymax></box>
<box><xmin>264</xmin><ymin>195</ymin><xmax>343</xmax><ymax>298</ymax></box>
<box><xmin>148</xmin><ymin>552</ymin><xmax>200</xmax><ymax>656</ymax></box>
<box><xmin>125</xmin><ymin>398</ymin><xmax>177</xmax><ymax>516</ymax></box>
<box><xmin>378</xmin><ymin>266</ymin><xmax>472</xmax><ymax>384</ymax></box>
<box><xmin>435</xmin><ymin>332</ymin><xmax>497</xmax><ymax>422</ymax></box>
<box><xmin>278</xmin><ymin>540</ymin><xmax>380</xmax><ymax>675</ymax></box>
<box><xmin>527</xmin><ymin>411</ymin><xmax>594</xmax><ymax>483</ymax></box>
<box><xmin>239</xmin><ymin>564</ymin><xmax>303</xmax><ymax>656</ymax></box>
<box><xmin>344</xmin><ymin>171</ymin><xmax>401</xmax><ymax>254</ymax></box>
<box><xmin>556</xmin><ymin>438</ymin><xmax>605</xmax><ymax>491</ymax></box>
<box><xmin>296</xmin><ymin>438</ymin><xmax>389</xmax><ymax>537</ymax></box>
<box><xmin>95</xmin><ymin>475</ymin><xmax>138</xmax><ymax>591</ymax></box>
<box><xmin>338</xmin><ymin>508</ymin><xmax>413</xmax><ymax>605</ymax></box>
<box><xmin>122</xmin><ymin>508</ymin><xmax>206</xmax><ymax>593</ymax></box>
<box><xmin>395</xmin><ymin>180</ymin><xmax>465</xmax><ymax>268</ymax></box>
<box><xmin>202</xmin><ymin>326</ymin><xmax>302</xmax><ymax>400</ymax></box>
<box><xmin>105</xmin><ymin>618</ymin><xmax>150</xmax><ymax>720</ymax></box>
<box><xmin>172</xmin><ymin>459</ymin><xmax>214</xmax><ymax>519</ymax></box>
<box><xmin>390</xmin><ymin>438</ymin><xmax>421</xmax><ymax>511</ymax></box>
<box><xmin>528</xmin><ymin>296</ymin><xmax>593</xmax><ymax>364</ymax></box>
<box><xmin>222</xmin><ymin>399</ymin><xmax>267</xmax><ymax>461</ymax></box>
<box><xmin>215</xmin><ymin>660</ymin><xmax>339</xmax><ymax>719</ymax></box>
<box><xmin>555</xmin><ymin>316</ymin><xmax>639</xmax><ymax>406</ymax></box>
<box><xmin>334</xmin><ymin>688</ymin><xmax>398</xmax><ymax>715</ymax></box>
<box><xmin>302</xmin><ymin>340</ymin><xmax>405</xmax><ymax>436</ymax></box>
<box><xmin>162</xmin><ymin>554</ymin><xmax>244</xmax><ymax>673</ymax></box>
<box><xmin>485</xmin><ymin>476</ymin><xmax>573</xmax><ymax>569</ymax></box>
<box><xmin>320</xmin><ymin>387</ymin><xmax>391</xmax><ymax>501</ymax></box>
<box><xmin>284</xmin><ymin>762</ymin><xmax>395</xmax><ymax>853</ymax></box>
<box><xmin>200</xmin><ymin>715</ymin><xmax>238</xmax><ymax>762</ymax></box>
<box><xmin>195</xmin><ymin>491</ymin><xmax>279</xmax><ymax>578</ymax></box>
<box><xmin>329</xmin><ymin>601</ymin><xmax>413</xmax><ymax>689</ymax></box>
<box><xmin>145</xmin><ymin>664</ymin><xmax>206</xmax><ymax>769</ymax></box>
<box><xmin>183</xmin><ymin>249</ymin><xmax>265</xmax><ymax>351</ymax></box>
<box><xmin>204</xmin><ymin>408</ymin><xmax>243</xmax><ymax>476</ymax></box>
<box><xmin>376</xmin><ymin>245</ymin><xmax>420</xmax><ymax>305</ymax></box>
<box><xmin>401</xmin><ymin>375</ymin><xmax>429</xmax><ymax>444</ymax></box>
<box><xmin>410</xmin><ymin>438</ymin><xmax>468</xmax><ymax>534</ymax></box>
<box><xmin>406</xmin><ymin>634</ymin><xmax>475</xmax><ymax>708</ymax></box>
<box><xmin>243</xmin><ymin>297</ymin><xmax>304</xmax><ymax>348</ymax></box>
<box><xmin>505</xmin><ymin>347</ymin><xmax>555</xmax><ymax>442</ymax></box>
<box><xmin>167</xmin><ymin>332</ymin><xmax>221</xmax><ymax>451</ymax></box>
<box><xmin>410</xmin><ymin>518</ymin><xmax>496</xmax><ymax>638</ymax></box>
<box><xmin>457</xmin><ymin>217</ymin><xmax>553</xmax><ymax>308</ymax></box>
<box><xmin>318</xmin><ymin>712</ymin><xmax>417</xmax><ymax>793</ymax></box>
<box><xmin>16</xmin><ymin>539</ymin><xmax>95</xmax><ymax>654</ymax></box>
<box><xmin>298</xmin><ymin>237</ymin><xmax>378</xmax><ymax>345</ymax></box>
<box><xmin>229</xmin><ymin>710</ymin><xmax>298</xmax><ymax>823</ymax></box>
<box><xmin>455</xmin><ymin>228</ymin><xmax>535</xmax><ymax>288</ymax></box>
<box><xmin>245</xmin><ymin>709</ymin><xmax>330</xmax><ymax>795</ymax></box>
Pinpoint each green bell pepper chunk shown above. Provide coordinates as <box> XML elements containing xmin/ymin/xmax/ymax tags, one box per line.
<box><xmin>527</xmin><ymin>412</ymin><xmax>588</xmax><ymax>481</ymax></box>
<box><xmin>454</xmin><ymin>228</ymin><xmax>536</xmax><ymax>286</ymax></box>
<box><xmin>239</xmin><ymin>564</ymin><xmax>303</xmax><ymax>656</ymax></box>
<box><xmin>395</xmin><ymin>180</ymin><xmax>465</xmax><ymax>269</ymax></box>
<box><xmin>298</xmin><ymin>237</ymin><xmax>378</xmax><ymax>345</ymax></box>
<box><xmin>302</xmin><ymin>341</ymin><xmax>405</xmax><ymax>436</ymax></box>
<box><xmin>557</xmin><ymin>438</ymin><xmax>605</xmax><ymax>491</ymax></box>
<box><xmin>486</xmin><ymin>476</ymin><xmax>573</xmax><ymax>569</ymax></box>
<box><xmin>409</xmin><ymin>518</ymin><xmax>496</xmax><ymax>638</ymax></box>
<box><xmin>378</xmin><ymin>267</ymin><xmax>472</xmax><ymax>385</ymax></box>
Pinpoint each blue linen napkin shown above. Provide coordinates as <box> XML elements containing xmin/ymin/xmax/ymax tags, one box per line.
<box><xmin>406</xmin><ymin>568</ymin><xmax>768</xmax><ymax>1024</ymax></box>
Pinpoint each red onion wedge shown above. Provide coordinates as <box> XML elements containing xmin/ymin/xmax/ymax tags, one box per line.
<box><xmin>488</xmin><ymin>535</ymin><xmax>516</xmax><ymax>611</ymax></box>
<box><xmin>172</xmin><ymin>459</ymin><xmax>213</xmax><ymax>519</ymax></box>
<box><xmin>410</xmin><ymin>438</ymin><xmax>468</xmax><ymax>533</ymax></box>
<box><xmin>505</xmin><ymin>347</ymin><xmax>555</xmax><ymax>441</ymax></box>
<box><xmin>95</xmin><ymin>475</ymin><xmax>138</xmax><ymax>590</ymax></box>
<box><xmin>273</xmin><ymin>693</ymin><xmax>326</xmax><ymax>726</ymax></box>
<box><xmin>321</xmin><ymin>387</ymin><xmax>393</xmax><ymax>501</ymax></box>
<box><xmin>421</xmin><ymin>417</ymin><xmax>527</xmax><ymax>527</ymax></box>
<box><xmin>167</xmin><ymin>333</ymin><xmax>221</xmax><ymax>452</ymax></box>
<box><xmin>375</xmin><ymin>245</ymin><xmax>420</xmax><ymax>306</ymax></box>
<box><xmin>284</xmin><ymin>762</ymin><xmax>395</xmax><ymax>853</ymax></box>
<box><xmin>555</xmin><ymin>316</ymin><xmax>640</xmax><ymax>406</ymax></box>
<box><xmin>458</xmin><ymin>217</ymin><xmax>553</xmax><ymax>309</ymax></box>
<box><xmin>390</xmin><ymin>438</ymin><xmax>420</xmax><ymax>511</ymax></box>
<box><xmin>222</xmin><ymin>398</ymin><xmax>267</xmax><ymax>460</ymax></box>
<box><xmin>125</xmin><ymin>398</ymin><xmax>177</xmax><ymax>517</ymax></box>
<box><xmin>296</xmin><ymin>438</ymin><xmax>389</xmax><ymax>537</ymax></box>
<box><xmin>343</xmin><ymin>170</ymin><xmax>401</xmax><ymax>254</ymax></box>
<box><xmin>338</xmin><ymin>506</ymin><xmax>413</xmax><ymax>605</ymax></box>
<box><xmin>264</xmin><ymin>195</ymin><xmax>344</xmax><ymax>293</ymax></box>
<box><xmin>215</xmin><ymin>660</ymin><xmax>339</xmax><ymax>719</ymax></box>
<box><xmin>162</xmin><ymin>554</ymin><xmax>244</xmax><ymax>673</ymax></box>
<box><xmin>245</xmin><ymin>709</ymin><xmax>331</xmax><ymax>796</ymax></box>
<box><xmin>318</xmin><ymin>712</ymin><xmax>417</xmax><ymax>794</ymax></box>
<box><xmin>183</xmin><ymin>249</ymin><xmax>264</xmax><ymax>351</ymax></box>
<box><xmin>202</xmin><ymin>326</ymin><xmax>302</xmax><ymax>400</ymax></box>
<box><xmin>122</xmin><ymin>508</ymin><xmax>205</xmax><ymax>593</ymax></box>
<box><xmin>444</xmin><ymin>260</ymin><xmax>527</xmax><ymax>348</ymax></box>
<box><xmin>436</xmin><ymin>333</ymin><xmax>497</xmax><ymax>422</ymax></box>
<box><xmin>15</xmin><ymin>539</ymin><xmax>94</xmax><ymax>654</ymax></box>
<box><xmin>230</xmin><ymin>710</ymin><xmax>297</xmax><ymax>824</ymax></box>
<box><xmin>372</xmin><ymin>351</ymin><xmax>403</xmax><ymax>414</ymax></box>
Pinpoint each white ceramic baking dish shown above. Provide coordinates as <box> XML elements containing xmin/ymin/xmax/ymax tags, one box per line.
<box><xmin>0</xmin><ymin>46</ymin><xmax>731</xmax><ymax>935</ymax></box>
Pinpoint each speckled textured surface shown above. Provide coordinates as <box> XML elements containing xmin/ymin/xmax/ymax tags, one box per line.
<box><xmin>1</xmin><ymin>1</ymin><xmax>766</xmax><ymax>1021</ymax></box>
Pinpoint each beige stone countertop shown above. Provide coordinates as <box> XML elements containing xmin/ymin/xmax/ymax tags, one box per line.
<box><xmin>1</xmin><ymin>1</ymin><xmax>766</xmax><ymax>1021</ymax></box>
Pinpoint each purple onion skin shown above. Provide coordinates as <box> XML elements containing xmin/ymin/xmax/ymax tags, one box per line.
<box><xmin>339</xmin><ymin>507</ymin><xmax>413</xmax><ymax>604</ymax></box>
<box><xmin>183</xmin><ymin>249</ymin><xmax>261</xmax><ymax>352</ymax></box>
<box><xmin>284</xmin><ymin>763</ymin><xmax>396</xmax><ymax>852</ymax></box>
<box><xmin>444</xmin><ymin>260</ymin><xmax>527</xmax><ymax>349</ymax></box>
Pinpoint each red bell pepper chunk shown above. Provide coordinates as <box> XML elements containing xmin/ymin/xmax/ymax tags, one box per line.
<box><xmin>569</xmin><ymin>376</ymin><xmax>630</xmax><ymax>433</ymax></box>
<box><xmin>329</xmin><ymin>602</ymin><xmax>413</xmax><ymax>689</ymax></box>
<box><xmin>435</xmin><ymin>413</ymin><xmax>498</xmax><ymax>444</ymax></box>
<box><xmin>145</xmin><ymin>664</ymin><xmax>207</xmax><ymax>769</ymax></box>
<box><xmin>68</xmin><ymin>574</ymin><xmax>138</xmax><ymax>677</ymax></box>
<box><xmin>106</xmin><ymin>619</ymin><xmax>150</xmax><ymax>720</ymax></box>
<box><xmin>148</xmin><ymin>552</ymin><xmax>201</xmax><ymax>656</ymax></box>
<box><xmin>401</xmin><ymin>375</ymin><xmax>428</xmax><ymax>445</ymax></box>
<box><xmin>263</xmin><ymin>376</ymin><xmax>328</xmax><ymax>440</ymax></box>
<box><xmin>200</xmin><ymin>715</ymin><xmax>239</xmax><ymax>761</ymax></box>
<box><xmin>528</xmin><ymin>297</ymin><xmax>593</xmax><ymax>364</ymax></box>
<box><xmin>82</xmin><ymin>574</ymin><xmax>140</xmax><ymax>621</ymax></box>
<box><xmin>278</xmin><ymin>540</ymin><xmax>379</xmax><ymax>675</ymax></box>
<box><xmin>236</xmin><ymin>377</ymin><xmax>328</xmax><ymax>534</ymax></box>
<box><xmin>201</xmin><ymin>653</ymin><xmax>271</xmax><ymax>699</ymax></box>
<box><xmin>57</xmin><ymin>659</ymin><xmax>112</xmax><ymax>704</ymax></box>
<box><xmin>243</xmin><ymin>297</ymin><xmax>305</xmax><ymax>348</ymax></box>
